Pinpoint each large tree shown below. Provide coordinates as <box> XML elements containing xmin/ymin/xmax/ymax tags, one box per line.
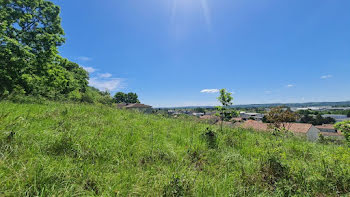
<box><xmin>265</xmin><ymin>106</ymin><xmax>299</xmax><ymax>129</ymax></box>
<box><xmin>0</xmin><ymin>0</ymin><xmax>88</xmax><ymax>99</ymax></box>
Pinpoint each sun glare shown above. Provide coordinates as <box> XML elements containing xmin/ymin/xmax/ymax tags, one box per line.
<box><xmin>171</xmin><ymin>0</ymin><xmax>212</xmax><ymax>27</ymax></box>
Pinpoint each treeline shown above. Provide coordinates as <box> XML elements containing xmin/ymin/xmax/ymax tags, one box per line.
<box><xmin>298</xmin><ymin>110</ymin><xmax>336</xmax><ymax>125</ymax></box>
<box><xmin>0</xmin><ymin>0</ymin><xmax>113</xmax><ymax>104</ymax></box>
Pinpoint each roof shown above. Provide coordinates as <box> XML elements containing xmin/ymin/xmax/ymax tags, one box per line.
<box><xmin>315</xmin><ymin>124</ymin><xmax>335</xmax><ymax>130</ymax></box>
<box><xmin>241</xmin><ymin>120</ymin><xmax>269</xmax><ymax>131</ymax></box>
<box><xmin>283</xmin><ymin>123</ymin><xmax>313</xmax><ymax>134</ymax></box>
<box><xmin>241</xmin><ymin>120</ymin><xmax>314</xmax><ymax>134</ymax></box>
<box><xmin>117</xmin><ymin>103</ymin><xmax>152</xmax><ymax>109</ymax></box>
<box><xmin>200</xmin><ymin>115</ymin><xmax>219</xmax><ymax>120</ymax></box>
<box><xmin>320</xmin><ymin>132</ymin><xmax>343</xmax><ymax>137</ymax></box>
<box><xmin>232</xmin><ymin>117</ymin><xmax>243</xmax><ymax>122</ymax></box>
<box><xmin>125</xmin><ymin>103</ymin><xmax>152</xmax><ymax>109</ymax></box>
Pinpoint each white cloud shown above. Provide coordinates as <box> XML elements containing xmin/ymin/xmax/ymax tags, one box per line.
<box><xmin>264</xmin><ymin>91</ymin><xmax>272</xmax><ymax>94</ymax></box>
<box><xmin>200</xmin><ymin>89</ymin><xmax>219</xmax><ymax>93</ymax></box>
<box><xmin>321</xmin><ymin>75</ymin><xmax>333</xmax><ymax>79</ymax></box>
<box><xmin>286</xmin><ymin>84</ymin><xmax>295</xmax><ymax>88</ymax></box>
<box><xmin>89</xmin><ymin>78</ymin><xmax>124</xmax><ymax>92</ymax></box>
<box><xmin>77</xmin><ymin>56</ymin><xmax>92</xmax><ymax>61</ymax></box>
<box><xmin>82</xmin><ymin>66</ymin><xmax>96</xmax><ymax>73</ymax></box>
<box><xmin>98</xmin><ymin>73</ymin><xmax>112</xmax><ymax>78</ymax></box>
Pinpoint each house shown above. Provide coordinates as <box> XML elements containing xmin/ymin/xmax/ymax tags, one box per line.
<box><xmin>117</xmin><ymin>103</ymin><xmax>152</xmax><ymax>113</ymax></box>
<box><xmin>192</xmin><ymin>112</ymin><xmax>205</xmax><ymax>117</ymax></box>
<box><xmin>315</xmin><ymin>124</ymin><xmax>337</xmax><ymax>133</ymax></box>
<box><xmin>240</xmin><ymin>112</ymin><xmax>264</xmax><ymax>121</ymax></box>
<box><xmin>241</xmin><ymin>120</ymin><xmax>320</xmax><ymax>141</ymax></box>
<box><xmin>241</xmin><ymin>120</ymin><xmax>269</xmax><ymax>131</ymax></box>
<box><xmin>315</xmin><ymin>124</ymin><xmax>344</xmax><ymax>138</ymax></box>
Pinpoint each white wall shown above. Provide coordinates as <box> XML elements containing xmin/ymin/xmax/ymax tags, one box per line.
<box><xmin>306</xmin><ymin>126</ymin><xmax>320</xmax><ymax>142</ymax></box>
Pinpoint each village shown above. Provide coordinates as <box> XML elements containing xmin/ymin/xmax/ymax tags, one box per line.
<box><xmin>116</xmin><ymin>102</ymin><xmax>349</xmax><ymax>142</ymax></box>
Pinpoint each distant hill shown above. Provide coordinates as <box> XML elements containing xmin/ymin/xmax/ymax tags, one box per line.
<box><xmin>231</xmin><ymin>101</ymin><xmax>350</xmax><ymax>109</ymax></box>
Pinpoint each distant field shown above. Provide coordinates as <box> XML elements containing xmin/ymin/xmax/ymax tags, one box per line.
<box><xmin>0</xmin><ymin>102</ymin><xmax>349</xmax><ymax>196</ymax></box>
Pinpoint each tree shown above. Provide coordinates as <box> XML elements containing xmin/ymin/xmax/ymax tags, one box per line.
<box><xmin>300</xmin><ymin>114</ymin><xmax>313</xmax><ymax>124</ymax></box>
<box><xmin>265</xmin><ymin>106</ymin><xmax>299</xmax><ymax>129</ymax></box>
<box><xmin>194</xmin><ymin>107</ymin><xmax>205</xmax><ymax>113</ymax></box>
<box><xmin>314</xmin><ymin>114</ymin><xmax>324</xmax><ymax>125</ymax></box>
<box><xmin>114</xmin><ymin>92</ymin><xmax>126</xmax><ymax>103</ymax></box>
<box><xmin>216</xmin><ymin>89</ymin><xmax>233</xmax><ymax>131</ymax></box>
<box><xmin>335</xmin><ymin>120</ymin><xmax>350</xmax><ymax>144</ymax></box>
<box><xmin>0</xmin><ymin>0</ymin><xmax>88</xmax><ymax>99</ymax></box>
<box><xmin>324</xmin><ymin>117</ymin><xmax>336</xmax><ymax>124</ymax></box>
<box><xmin>347</xmin><ymin>111</ymin><xmax>350</xmax><ymax>118</ymax></box>
<box><xmin>126</xmin><ymin>92</ymin><xmax>140</xmax><ymax>103</ymax></box>
<box><xmin>114</xmin><ymin>92</ymin><xmax>140</xmax><ymax>104</ymax></box>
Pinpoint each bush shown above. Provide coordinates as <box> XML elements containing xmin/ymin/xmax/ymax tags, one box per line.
<box><xmin>201</xmin><ymin>128</ymin><xmax>218</xmax><ymax>149</ymax></box>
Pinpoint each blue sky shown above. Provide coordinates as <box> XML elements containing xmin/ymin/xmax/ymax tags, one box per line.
<box><xmin>53</xmin><ymin>0</ymin><xmax>350</xmax><ymax>107</ymax></box>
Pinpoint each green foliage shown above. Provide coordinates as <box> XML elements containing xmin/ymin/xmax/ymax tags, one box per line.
<box><xmin>335</xmin><ymin>121</ymin><xmax>350</xmax><ymax>144</ymax></box>
<box><xmin>1</xmin><ymin>102</ymin><xmax>349</xmax><ymax>196</ymax></box>
<box><xmin>113</xmin><ymin>92</ymin><xmax>140</xmax><ymax>103</ymax></box>
<box><xmin>0</xmin><ymin>0</ymin><xmax>89</xmax><ymax>100</ymax></box>
<box><xmin>194</xmin><ymin>107</ymin><xmax>205</xmax><ymax>113</ymax></box>
<box><xmin>216</xmin><ymin>89</ymin><xmax>235</xmax><ymax>131</ymax></box>
<box><xmin>201</xmin><ymin>128</ymin><xmax>218</xmax><ymax>149</ymax></box>
<box><xmin>266</xmin><ymin>106</ymin><xmax>299</xmax><ymax>129</ymax></box>
<box><xmin>300</xmin><ymin>114</ymin><xmax>336</xmax><ymax>125</ymax></box>
<box><xmin>217</xmin><ymin>89</ymin><xmax>233</xmax><ymax>107</ymax></box>
<box><xmin>81</xmin><ymin>87</ymin><xmax>114</xmax><ymax>105</ymax></box>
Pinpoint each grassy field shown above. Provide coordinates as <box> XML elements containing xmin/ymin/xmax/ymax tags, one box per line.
<box><xmin>0</xmin><ymin>102</ymin><xmax>349</xmax><ymax>196</ymax></box>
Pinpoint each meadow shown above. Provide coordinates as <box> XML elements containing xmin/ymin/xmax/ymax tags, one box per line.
<box><xmin>0</xmin><ymin>102</ymin><xmax>349</xmax><ymax>196</ymax></box>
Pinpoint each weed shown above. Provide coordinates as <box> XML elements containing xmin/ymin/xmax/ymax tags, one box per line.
<box><xmin>201</xmin><ymin>128</ymin><xmax>217</xmax><ymax>149</ymax></box>
<box><xmin>162</xmin><ymin>175</ymin><xmax>192</xmax><ymax>197</ymax></box>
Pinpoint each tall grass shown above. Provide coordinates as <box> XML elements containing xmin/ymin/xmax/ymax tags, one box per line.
<box><xmin>0</xmin><ymin>102</ymin><xmax>349</xmax><ymax>196</ymax></box>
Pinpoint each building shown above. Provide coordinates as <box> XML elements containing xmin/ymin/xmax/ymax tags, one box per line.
<box><xmin>315</xmin><ymin>124</ymin><xmax>343</xmax><ymax>138</ymax></box>
<box><xmin>240</xmin><ymin>112</ymin><xmax>264</xmax><ymax>121</ymax></box>
<box><xmin>315</xmin><ymin>124</ymin><xmax>337</xmax><ymax>133</ymax></box>
<box><xmin>117</xmin><ymin>103</ymin><xmax>152</xmax><ymax>113</ymax></box>
<box><xmin>241</xmin><ymin>120</ymin><xmax>320</xmax><ymax>141</ymax></box>
<box><xmin>192</xmin><ymin>112</ymin><xmax>205</xmax><ymax>117</ymax></box>
<box><xmin>291</xmin><ymin>106</ymin><xmax>332</xmax><ymax>112</ymax></box>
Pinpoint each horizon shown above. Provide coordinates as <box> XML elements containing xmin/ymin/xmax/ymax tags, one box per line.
<box><xmin>53</xmin><ymin>0</ymin><xmax>350</xmax><ymax>107</ymax></box>
<box><xmin>156</xmin><ymin>100</ymin><xmax>350</xmax><ymax>109</ymax></box>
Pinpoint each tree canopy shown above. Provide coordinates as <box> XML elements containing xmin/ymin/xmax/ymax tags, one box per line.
<box><xmin>114</xmin><ymin>92</ymin><xmax>140</xmax><ymax>104</ymax></box>
<box><xmin>0</xmin><ymin>0</ymin><xmax>88</xmax><ymax>100</ymax></box>
<box><xmin>265</xmin><ymin>106</ymin><xmax>299</xmax><ymax>129</ymax></box>
<box><xmin>335</xmin><ymin>120</ymin><xmax>350</xmax><ymax>144</ymax></box>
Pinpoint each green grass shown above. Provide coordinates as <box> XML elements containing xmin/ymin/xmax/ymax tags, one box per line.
<box><xmin>0</xmin><ymin>102</ymin><xmax>349</xmax><ymax>196</ymax></box>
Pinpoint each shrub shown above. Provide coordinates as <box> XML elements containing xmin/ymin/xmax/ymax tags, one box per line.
<box><xmin>201</xmin><ymin>128</ymin><xmax>218</xmax><ymax>149</ymax></box>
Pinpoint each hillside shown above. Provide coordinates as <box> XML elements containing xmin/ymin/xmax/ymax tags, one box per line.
<box><xmin>0</xmin><ymin>102</ymin><xmax>349</xmax><ymax>196</ymax></box>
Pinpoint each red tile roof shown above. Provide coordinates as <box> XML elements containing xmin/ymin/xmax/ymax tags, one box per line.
<box><xmin>125</xmin><ymin>103</ymin><xmax>152</xmax><ymax>108</ymax></box>
<box><xmin>283</xmin><ymin>123</ymin><xmax>313</xmax><ymax>134</ymax></box>
<box><xmin>315</xmin><ymin>124</ymin><xmax>335</xmax><ymax>130</ymax></box>
<box><xmin>320</xmin><ymin>132</ymin><xmax>343</xmax><ymax>137</ymax></box>
<box><xmin>241</xmin><ymin>120</ymin><xmax>314</xmax><ymax>134</ymax></box>
<box><xmin>241</xmin><ymin>120</ymin><xmax>269</xmax><ymax>131</ymax></box>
